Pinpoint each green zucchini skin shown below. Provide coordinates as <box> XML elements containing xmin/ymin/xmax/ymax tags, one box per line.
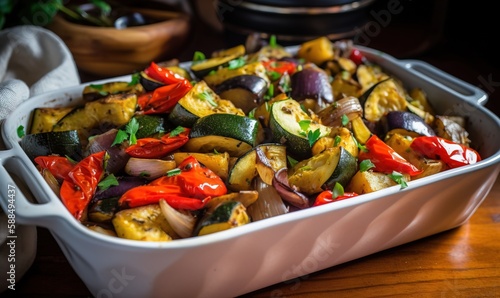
<box><xmin>19</xmin><ymin>130</ymin><xmax>83</xmax><ymax>161</ymax></box>
<box><xmin>130</xmin><ymin>114</ymin><xmax>170</xmax><ymax>139</ymax></box>
<box><xmin>194</xmin><ymin>200</ymin><xmax>250</xmax><ymax>236</ymax></box>
<box><xmin>322</xmin><ymin>147</ymin><xmax>358</xmax><ymax>190</ymax></box>
<box><xmin>189</xmin><ymin>113</ymin><xmax>259</xmax><ymax>148</ymax></box>
<box><xmin>269</xmin><ymin>99</ymin><xmax>331</xmax><ymax>160</ymax></box>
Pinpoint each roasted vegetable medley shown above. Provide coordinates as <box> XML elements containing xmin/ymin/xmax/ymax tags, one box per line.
<box><xmin>19</xmin><ymin>36</ymin><xmax>482</xmax><ymax>241</ymax></box>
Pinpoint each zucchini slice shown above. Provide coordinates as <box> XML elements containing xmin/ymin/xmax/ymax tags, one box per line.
<box><xmin>19</xmin><ymin>130</ymin><xmax>82</xmax><ymax>162</ymax></box>
<box><xmin>227</xmin><ymin>148</ymin><xmax>258</xmax><ymax>191</ymax></box>
<box><xmin>183</xmin><ymin>113</ymin><xmax>258</xmax><ymax>157</ymax></box>
<box><xmin>82</xmin><ymin>81</ymin><xmax>144</xmax><ymax>102</ymax></box>
<box><xmin>130</xmin><ymin>114</ymin><xmax>169</xmax><ymax>139</ymax></box>
<box><xmin>52</xmin><ymin>93</ymin><xmax>137</xmax><ymax>144</ymax></box>
<box><xmin>214</xmin><ymin>75</ymin><xmax>268</xmax><ymax>114</ymax></box>
<box><xmin>203</xmin><ymin>62</ymin><xmax>269</xmax><ymax>87</ymax></box>
<box><xmin>168</xmin><ymin>80</ymin><xmax>245</xmax><ymax>127</ymax></box>
<box><xmin>190</xmin><ymin>53</ymin><xmax>241</xmax><ymax>79</ymax></box>
<box><xmin>269</xmin><ymin>99</ymin><xmax>331</xmax><ymax>160</ymax></box>
<box><xmin>29</xmin><ymin>107</ymin><xmax>73</xmax><ymax>134</ymax></box>
<box><xmin>359</xmin><ymin>78</ymin><xmax>407</xmax><ymax>122</ymax></box>
<box><xmin>88</xmin><ymin>196</ymin><xmax>119</xmax><ymax>223</ymax></box>
<box><xmin>112</xmin><ymin>204</ymin><xmax>176</xmax><ymax>241</ymax></box>
<box><xmin>194</xmin><ymin>200</ymin><xmax>250</xmax><ymax>236</ymax></box>
<box><xmin>288</xmin><ymin>146</ymin><xmax>356</xmax><ymax>195</ymax></box>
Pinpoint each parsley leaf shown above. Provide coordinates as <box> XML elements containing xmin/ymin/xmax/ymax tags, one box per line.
<box><xmin>298</xmin><ymin>120</ymin><xmax>311</xmax><ymax>132</ymax></box>
<box><xmin>388</xmin><ymin>171</ymin><xmax>408</xmax><ymax>189</ymax></box>
<box><xmin>166</xmin><ymin>168</ymin><xmax>181</xmax><ymax>177</ymax></box>
<box><xmin>287</xmin><ymin>155</ymin><xmax>298</xmax><ymax>168</ymax></box>
<box><xmin>341</xmin><ymin>114</ymin><xmax>349</xmax><ymax>126</ymax></box>
<box><xmin>334</xmin><ymin>135</ymin><xmax>342</xmax><ymax>147</ymax></box>
<box><xmin>199</xmin><ymin>90</ymin><xmax>218</xmax><ymax>107</ymax></box>
<box><xmin>332</xmin><ymin>182</ymin><xmax>345</xmax><ymax>199</ymax></box>
<box><xmin>359</xmin><ymin>159</ymin><xmax>375</xmax><ymax>172</ymax></box>
<box><xmin>192</xmin><ymin>51</ymin><xmax>206</xmax><ymax>62</ymax></box>
<box><xmin>16</xmin><ymin>125</ymin><xmax>25</xmax><ymax>138</ymax></box>
<box><xmin>269</xmin><ymin>34</ymin><xmax>277</xmax><ymax>48</ymax></box>
<box><xmin>112</xmin><ymin>117</ymin><xmax>139</xmax><ymax>146</ymax></box>
<box><xmin>248</xmin><ymin>108</ymin><xmax>256</xmax><ymax>119</ymax></box>
<box><xmin>169</xmin><ymin>126</ymin><xmax>185</xmax><ymax>137</ymax></box>
<box><xmin>98</xmin><ymin>174</ymin><xmax>119</xmax><ymax>191</ymax></box>
<box><xmin>128</xmin><ymin>72</ymin><xmax>140</xmax><ymax>86</ymax></box>
<box><xmin>90</xmin><ymin>83</ymin><xmax>103</xmax><ymax>90</ymax></box>
<box><xmin>126</xmin><ymin>117</ymin><xmax>139</xmax><ymax>144</ymax></box>
<box><xmin>307</xmin><ymin>129</ymin><xmax>321</xmax><ymax>147</ymax></box>
<box><xmin>228</xmin><ymin>57</ymin><xmax>246</xmax><ymax>69</ymax></box>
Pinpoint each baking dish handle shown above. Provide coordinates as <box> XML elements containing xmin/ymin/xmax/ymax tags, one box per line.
<box><xmin>398</xmin><ymin>59</ymin><xmax>488</xmax><ymax>106</ymax></box>
<box><xmin>0</xmin><ymin>148</ymin><xmax>65</xmax><ymax>228</ymax></box>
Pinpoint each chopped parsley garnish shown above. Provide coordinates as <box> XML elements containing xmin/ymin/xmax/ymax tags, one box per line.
<box><xmin>166</xmin><ymin>168</ymin><xmax>181</xmax><ymax>177</ymax></box>
<box><xmin>388</xmin><ymin>171</ymin><xmax>408</xmax><ymax>189</ymax></box>
<box><xmin>307</xmin><ymin>129</ymin><xmax>321</xmax><ymax>147</ymax></box>
<box><xmin>169</xmin><ymin>126</ymin><xmax>185</xmax><ymax>137</ymax></box>
<box><xmin>89</xmin><ymin>83</ymin><xmax>104</xmax><ymax>90</ymax></box>
<box><xmin>341</xmin><ymin>114</ymin><xmax>349</xmax><ymax>126</ymax></box>
<box><xmin>128</xmin><ymin>72</ymin><xmax>140</xmax><ymax>86</ymax></box>
<box><xmin>269</xmin><ymin>34</ymin><xmax>278</xmax><ymax>48</ymax></box>
<box><xmin>267</xmin><ymin>71</ymin><xmax>281</xmax><ymax>81</ymax></box>
<box><xmin>198</xmin><ymin>90</ymin><xmax>218</xmax><ymax>107</ymax></box>
<box><xmin>264</xmin><ymin>84</ymin><xmax>274</xmax><ymax>101</ymax></box>
<box><xmin>298</xmin><ymin>120</ymin><xmax>311</xmax><ymax>132</ymax></box>
<box><xmin>112</xmin><ymin>117</ymin><xmax>139</xmax><ymax>146</ymax></box>
<box><xmin>359</xmin><ymin>159</ymin><xmax>375</xmax><ymax>172</ymax></box>
<box><xmin>298</xmin><ymin>120</ymin><xmax>321</xmax><ymax>147</ymax></box>
<box><xmin>192</xmin><ymin>51</ymin><xmax>206</xmax><ymax>62</ymax></box>
<box><xmin>16</xmin><ymin>125</ymin><xmax>25</xmax><ymax>138</ymax></box>
<box><xmin>287</xmin><ymin>155</ymin><xmax>298</xmax><ymax>168</ymax></box>
<box><xmin>248</xmin><ymin>108</ymin><xmax>256</xmax><ymax>119</ymax></box>
<box><xmin>332</xmin><ymin>182</ymin><xmax>345</xmax><ymax>199</ymax></box>
<box><xmin>227</xmin><ymin>57</ymin><xmax>246</xmax><ymax>69</ymax></box>
<box><xmin>334</xmin><ymin>135</ymin><xmax>342</xmax><ymax>147</ymax></box>
<box><xmin>98</xmin><ymin>174</ymin><xmax>119</xmax><ymax>191</ymax></box>
<box><xmin>352</xmin><ymin>135</ymin><xmax>368</xmax><ymax>152</ymax></box>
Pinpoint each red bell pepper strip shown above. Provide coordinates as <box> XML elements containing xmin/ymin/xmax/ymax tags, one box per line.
<box><xmin>313</xmin><ymin>190</ymin><xmax>358</xmax><ymax>207</ymax></box>
<box><xmin>125</xmin><ymin>128</ymin><xmax>190</xmax><ymax>159</ymax></box>
<box><xmin>262</xmin><ymin>60</ymin><xmax>297</xmax><ymax>80</ymax></box>
<box><xmin>118</xmin><ymin>184</ymin><xmax>211</xmax><ymax>210</ymax></box>
<box><xmin>60</xmin><ymin>151</ymin><xmax>106</xmax><ymax>220</ymax></box>
<box><xmin>118</xmin><ymin>156</ymin><xmax>226</xmax><ymax>210</ymax></box>
<box><xmin>144</xmin><ymin>61</ymin><xmax>190</xmax><ymax>86</ymax></box>
<box><xmin>150</xmin><ymin>155</ymin><xmax>227</xmax><ymax>199</ymax></box>
<box><xmin>137</xmin><ymin>81</ymin><xmax>192</xmax><ymax>114</ymax></box>
<box><xmin>359</xmin><ymin>135</ymin><xmax>423</xmax><ymax>176</ymax></box>
<box><xmin>410</xmin><ymin>136</ymin><xmax>481</xmax><ymax>169</ymax></box>
<box><xmin>34</xmin><ymin>156</ymin><xmax>75</xmax><ymax>180</ymax></box>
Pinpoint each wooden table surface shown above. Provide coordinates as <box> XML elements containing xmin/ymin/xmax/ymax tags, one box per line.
<box><xmin>2</xmin><ymin>2</ymin><xmax>500</xmax><ymax>297</ymax></box>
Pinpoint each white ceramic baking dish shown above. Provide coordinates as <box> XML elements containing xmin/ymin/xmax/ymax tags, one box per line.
<box><xmin>1</xmin><ymin>45</ymin><xmax>499</xmax><ymax>298</ymax></box>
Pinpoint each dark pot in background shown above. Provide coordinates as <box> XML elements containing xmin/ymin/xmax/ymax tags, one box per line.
<box><xmin>216</xmin><ymin>0</ymin><xmax>377</xmax><ymax>46</ymax></box>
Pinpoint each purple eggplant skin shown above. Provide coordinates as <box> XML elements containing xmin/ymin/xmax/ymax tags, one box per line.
<box><xmin>290</xmin><ymin>65</ymin><xmax>333</xmax><ymax>104</ymax></box>
<box><xmin>92</xmin><ymin>176</ymin><xmax>148</xmax><ymax>202</ymax></box>
<box><xmin>385</xmin><ymin>111</ymin><xmax>436</xmax><ymax>137</ymax></box>
<box><xmin>215</xmin><ymin>75</ymin><xmax>268</xmax><ymax>113</ymax></box>
<box><xmin>86</xmin><ymin>128</ymin><xmax>130</xmax><ymax>174</ymax></box>
<box><xmin>215</xmin><ymin>75</ymin><xmax>268</xmax><ymax>99</ymax></box>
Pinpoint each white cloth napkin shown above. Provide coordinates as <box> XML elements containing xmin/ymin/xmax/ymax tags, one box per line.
<box><xmin>0</xmin><ymin>25</ymin><xmax>80</xmax><ymax>293</ymax></box>
<box><xmin>0</xmin><ymin>25</ymin><xmax>80</xmax><ymax>119</ymax></box>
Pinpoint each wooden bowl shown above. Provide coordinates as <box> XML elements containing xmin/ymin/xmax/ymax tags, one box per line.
<box><xmin>48</xmin><ymin>8</ymin><xmax>191</xmax><ymax>77</ymax></box>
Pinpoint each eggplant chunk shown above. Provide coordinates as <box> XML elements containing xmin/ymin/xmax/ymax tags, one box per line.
<box><xmin>384</xmin><ymin>111</ymin><xmax>436</xmax><ymax>138</ymax></box>
<box><xmin>215</xmin><ymin>75</ymin><xmax>268</xmax><ymax>114</ymax></box>
<box><xmin>290</xmin><ymin>64</ymin><xmax>333</xmax><ymax>105</ymax></box>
